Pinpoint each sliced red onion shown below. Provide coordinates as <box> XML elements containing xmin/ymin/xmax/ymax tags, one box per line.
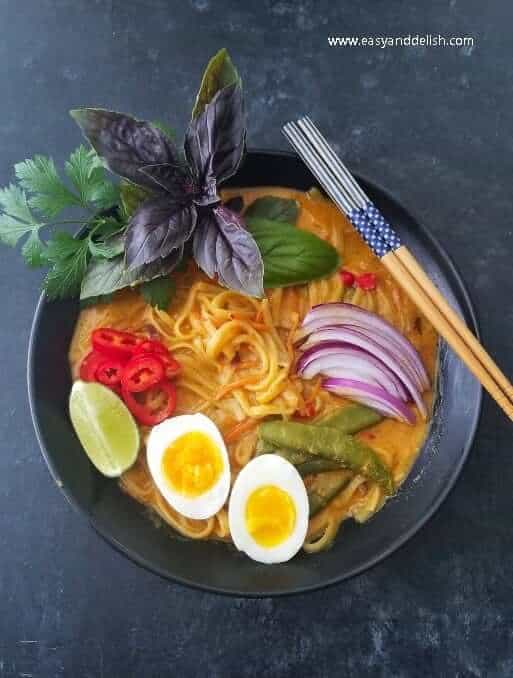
<box><xmin>297</xmin><ymin>303</ymin><xmax>429</xmax><ymax>389</ymax></box>
<box><xmin>301</xmin><ymin>328</ymin><xmax>427</xmax><ymax>419</ymax></box>
<box><xmin>305</xmin><ymin>318</ymin><xmax>423</xmax><ymax>388</ymax></box>
<box><xmin>297</xmin><ymin>342</ymin><xmax>408</xmax><ymax>401</ymax></box>
<box><xmin>301</xmin><ymin>325</ymin><xmax>421</xmax><ymax>397</ymax></box>
<box><xmin>322</xmin><ymin>378</ymin><xmax>416</xmax><ymax>425</ymax></box>
<box><xmin>329</xmin><ymin>323</ymin><xmax>424</xmax><ymax>392</ymax></box>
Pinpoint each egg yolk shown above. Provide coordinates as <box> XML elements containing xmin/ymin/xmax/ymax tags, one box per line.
<box><xmin>161</xmin><ymin>431</ymin><xmax>223</xmax><ymax>497</ymax></box>
<box><xmin>245</xmin><ymin>485</ymin><xmax>296</xmax><ymax>548</ymax></box>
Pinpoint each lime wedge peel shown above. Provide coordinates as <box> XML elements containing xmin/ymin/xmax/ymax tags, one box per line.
<box><xmin>69</xmin><ymin>380</ymin><xmax>140</xmax><ymax>477</ymax></box>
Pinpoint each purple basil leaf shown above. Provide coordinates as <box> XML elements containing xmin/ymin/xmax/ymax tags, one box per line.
<box><xmin>184</xmin><ymin>83</ymin><xmax>245</xmax><ymax>204</ymax></box>
<box><xmin>125</xmin><ymin>195</ymin><xmax>197</xmax><ymax>269</ymax></box>
<box><xmin>70</xmin><ymin>108</ymin><xmax>180</xmax><ymax>190</ymax></box>
<box><xmin>139</xmin><ymin>246</ymin><xmax>184</xmax><ymax>278</ymax></box>
<box><xmin>193</xmin><ymin>205</ymin><xmax>263</xmax><ymax>298</ymax></box>
<box><xmin>138</xmin><ymin>162</ymin><xmax>194</xmax><ymax>199</ymax></box>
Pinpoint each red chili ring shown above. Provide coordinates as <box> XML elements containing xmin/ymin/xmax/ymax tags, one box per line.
<box><xmin>135</xmin><ymin>340</ymin><xmax>170</xmax><ymax>357</ymax></box>
<box><xmin>121</xmin><ymin>354</ymin><xmax>165</xmax><ymax>393</ymax></box>
<box><xmin>121</xmin><ymin>380</ymin><xmax>177</xmax><ymax>426</ymax></box>
<box><xmin>340</xmin><ymin>270</ymin><xmax>355</xmax><ymax>287</ymax></box>
<box><xmin>355</xmin><ymin>272</ymin><xmax>377</xmax><ymax>291</ymax></box>
<box><xmin>152</xmin><ymin>352</ymin><xmax>181</xmax><ymax>379</ymax></box>
<box><xmin>79</xmin><ymin>351</ymin><xmax>107</xmax><ymax>382</ymax></box>
<box><xmin>96</xmin><ymin>359</ymin><xmax>124</xmax><ymax>388</ymax></box>
<box><xmin>92</xmin><ymin>327</ymin><xmax>142</xmax><ymax>361</ymax></box>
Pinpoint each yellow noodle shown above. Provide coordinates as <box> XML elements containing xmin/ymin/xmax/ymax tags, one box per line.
<box><xmin>352</xmin><ymin>484</ymin><xmax>384</xmax><ymax>523</ymax></box>
<box><xmin>303</xmin><ymin>517</ymin><xmax>342</xmax><ymax>553</ymax></box>
<box><xmin>213</xmin><ymin>509</ymin><xmax>230</xmax><ymax>539</ymax></box>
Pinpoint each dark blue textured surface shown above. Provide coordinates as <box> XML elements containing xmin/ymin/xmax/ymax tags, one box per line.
<box><xmin>1</xmin><ymin>1</ymin><xmax>512</xmax><ymax>675</ymax></box>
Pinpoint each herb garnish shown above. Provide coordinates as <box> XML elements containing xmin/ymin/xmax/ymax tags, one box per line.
<box><xmin>0</xmin><ymin>146</ymin><xmax>122</xmax><ymax>299</ymax></box>
<box><xmin>245</xmin><ymin>217</ymin><xmax>340</xmax><ymax>288</ymax></box>
<box><xmin>0</xmin><ymin>48</ymin><xmax>340</xmax><ymax>306</ymax></box>
<box><xmin>71</xmin><ymin>49</ymin><xmax>263</xmax><ymax>298</ymax></box>
<box><xmin>244</xmin><ymin>196</ymin><xmax>299</xmax><ymax>224</ymax></box>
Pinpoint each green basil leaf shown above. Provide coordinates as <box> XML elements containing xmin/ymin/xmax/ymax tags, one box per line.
<box><xmin>244</xmin><ymin>197</ymin><xmax>299</xmax><ymax>225</ymax></box>
<box><xmin>192</xmin><ymin>48</ymin><xmax>241</xmax><ymax>119</ymax></box>
<box><xmin>80</xmin><ymin>293</ymin><xmax>114</xmax><ymax>309</ymax></box>
<box><xmin>246</xmin><ymin>218</ymin><xmax>340</xmax><ymax>288</ymax></box>
<box><xmin>140</xmin><ymin>276</ymin><xmax>176</xmax><ymax>309</ymax></box>
<box><xmin>80</xmin><ymin>247</ymin><xmax>183</xmax><ymax>300</ymax></box>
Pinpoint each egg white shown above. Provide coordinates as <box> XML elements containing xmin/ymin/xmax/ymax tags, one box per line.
<box><xmin>146</xmin><ymin>413</ymin><xmax>231</xmax><ymax>520</ymax></box>
<box><xmin>228</xmin><ymin>454</ymin><xmax>309</xmax><ymax>564</ymax></box>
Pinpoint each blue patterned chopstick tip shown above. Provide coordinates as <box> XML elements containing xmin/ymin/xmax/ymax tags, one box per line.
<box><xmin>364</xmin><ymin>202</ymin><xmax>401</xmax><ymax>251</ymax></box>
<box><xmin>349</xmin><ymin>207</ymin><xmax>389</xmax><ymax>258</ymax></box>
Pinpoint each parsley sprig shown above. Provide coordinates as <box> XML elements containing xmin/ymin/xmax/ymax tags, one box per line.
<box><xmin>0</xmin><ymin>143</ymin><xmax>178</xmax><ymax>308</ymax></box>
<box><xmin>0</xmin><ymin>145</ymin><xmax>122</xmax><ymax>299</ymax></box>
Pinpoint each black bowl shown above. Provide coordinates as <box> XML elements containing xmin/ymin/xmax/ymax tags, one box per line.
<box><xmin>28</xmin><ymin>150</ymin><xmax>482</xmax><ymax>597</ymax></box>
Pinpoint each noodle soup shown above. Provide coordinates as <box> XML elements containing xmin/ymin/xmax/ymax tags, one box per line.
<box><xmin>69</xmin><ymin>187</ymin><xmax>438</xmax><ymax>555</ymax></box>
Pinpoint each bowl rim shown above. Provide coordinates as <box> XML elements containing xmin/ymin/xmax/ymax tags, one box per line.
<box><xmin>27</xmin><ymin>148</ymin><xmax>483</xmax><ymax>597</ymax></box>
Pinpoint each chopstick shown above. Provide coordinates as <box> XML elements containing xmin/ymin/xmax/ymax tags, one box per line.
<box><xmin>283</xmin><ymin>117</ymin><xmax>513</xmax><ymax>421</ymax></box>
<box><xmin>381</xmin><ymin>251</ymin><xmax>513</xmax><ymax>419</ymax></box>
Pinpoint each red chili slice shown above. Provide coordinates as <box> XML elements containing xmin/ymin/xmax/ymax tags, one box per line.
<box><xmin>121</xmin><ymin>354</ymin><xmax>165</xmax><ymax>393</ymax></box>
<box><xmin>135</xmin><ymin>340</ymin><xmax>181</xmax><ymax>379</ymax></box>
<box><xmin>96</xmin><ymin>359</ymin><xmax>123</xmax><ymax>388</ymax></box>
<box><xmin>121</xmin><ymin>380</ymin><xmax>177</xmax><ymax>426</ymax></box>
<box><xmin>153</xmin><ymin>352</ymin><xmax>181</xmax><ymax>379</ymax></box>
<box><xmin>79</xmin><ymin>351</ymin><xmax>107</xmax><ymax>382</ymax></box>
<box><xmin>135</xmin><ymin>340</ymin><xmax>169</xmax><ymax>357</ymax></box>
<box><xmin>355</xmin><ymin>272</ymin><xmax>377</xmax><ymax>291</ymax></box>
<box><xmin>340</xmin><ymin>270</ymin><xmax>355</xmax><ymax>287</ymax></box>
<box><xmin>92</xmin><ymin>328</ymin><xmax>141</xmax><ymax>360</ymax></box>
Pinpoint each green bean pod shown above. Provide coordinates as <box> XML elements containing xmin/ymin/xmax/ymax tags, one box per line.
<box><xmin>296</xmin><ymin>458</ymin><xmax>342</xmax><ymax>476</ymax></box>
<box><xmin>307</xmin><ymin>472</ymin><xmax>353</xmax><ymax>516</ymax></box>
<box><xmin>317</xmin><ymin>404</ymin><xmax>382</xmax><ymax>434</ymax></box>
<box><xmin>259</xmin><ymin>421</ymin><xmax>395</xmax><ymax>495</ymax></box>
<box><xmin>257</xmin><ymin>405</ymin><xmax>383</xmax><ymax>471</ymax></box>
<box><xmin>255</xmin><ymin>439</ymin><xmax>310</xmax><ymax>465</ymax></box>
<box><xmin>257</xmin><ymin>441</ymin><xmax>343</xmax><ymax>475</ymax></box>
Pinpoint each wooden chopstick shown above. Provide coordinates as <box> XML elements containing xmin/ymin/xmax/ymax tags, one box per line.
<box><xmin>283</xmin><ymin>115</ymin><xmax>513</xmax><ymax>419</ymax></box>
<box><xmin>382</xmin><ymin>245</ymin><xmax>513</xmax><ymax>420</ymax></box>
<box><xmin>395</xmin><ymin>245</ymin><xmax>513</xmax><ymax>403</ymax></box>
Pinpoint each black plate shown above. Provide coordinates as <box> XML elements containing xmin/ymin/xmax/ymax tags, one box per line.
<box><xmin>27</xmin><ymin>150</ymin><xmax>482</xmax><ymax>597</ymax></box>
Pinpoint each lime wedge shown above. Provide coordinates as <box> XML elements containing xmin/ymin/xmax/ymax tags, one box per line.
<box><xmin>69</xmin><ymin>380</ymin><xmax>140</xmax><ymax>477</ymax></box>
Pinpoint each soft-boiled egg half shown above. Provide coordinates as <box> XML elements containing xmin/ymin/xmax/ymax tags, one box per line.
<box><xmin>228</xmin><ymin>454</ymin><xmax>309</xmax><ymax>564</ymax></box>
<box><xmin>147</xmin><ymin>413</ymin><xmax>230</xmax><ymax>520</ymax></box>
